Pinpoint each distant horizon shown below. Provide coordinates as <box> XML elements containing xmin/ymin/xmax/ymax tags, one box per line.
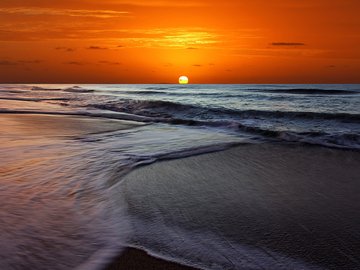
<box><xmin>1</xmin><ymin>82</ymin><xmax>360</xmax><ymax>85</ymax></box>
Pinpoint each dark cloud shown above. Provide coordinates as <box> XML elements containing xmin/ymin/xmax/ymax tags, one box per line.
<box><xmin>87</xmin><ymin>46</ymin><xmax>108</xmax><ymax>50</ymax></box>
<box><xmin>98</xmin><ymin>60</ymin><xmax>121</xmax><ymax>65</ymax></box>
<box><xmin>55</xmin><ymin>47</ymin><xmax>75</xmax><ymax>52</ymax></box>
<box><xmin>65</xmin><ymin>61</ymin><xmax>84</xmax><ymax>65</ymax></box>
<box><xmin>18</xmin><ymin>60</ymin><xmax>42</xmax><ymax>64</ymax></box>
<box><xmin>271</xmin><ymin>42</ymin><xmax>305</xmax><ymax>46</ymax></box>
<box><xmin>186</xmin><ymin>47</ymin><xmax>198</xmax><ymax>50</ymax></box>
<box><xmin>0</xmin><ymin>60</ymin><xmax>18</xmax><ymax>66</ymax></box>
<box><xmin>192</xmin><ymin>64</ymin><xmax>202</xmax><ymax>67</ymax></box>
<box><xmin>117</xmin><ymin>45</ymin><xmax>124</xmax><ymax>48</ymax></box>
<box><xmin>0</xmin><ymin>60</ymin><xmax>42</xmax><ymax>66</ymax></box>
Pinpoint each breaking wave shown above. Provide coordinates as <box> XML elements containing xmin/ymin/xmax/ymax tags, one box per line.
<box><xmin>253</xmin><ymin>88</ymin><xmax>360</xmax><ymax>95</ymax></box>
<box><xmin>90</xmin><ymin>99</ymin><xmax>360</xmax><ymax>122</ymax></box>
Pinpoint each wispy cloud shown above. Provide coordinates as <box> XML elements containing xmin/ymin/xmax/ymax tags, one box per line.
<box><xmin>98</xmin><ymin>61</ymin><xmax>121</xmax><ymax>65</ymax></box>
<box><xmin>271</xmin><ymin>42</ymin><xmax>306</xmax><ymax>46</ymax></box>
<box><xmin>87</xmin><ymin>46</ymin><xmax>108</xmax><ymax>50</ymax></box>
<box><xmin>0</xmin><ymin>7</ymin><xmax>130</xmax><ymax>18</ymax></box>
<box><xmin>55</xmin><ymin>47</ymin><xmax>75</xmax><ymax>52</ymax></box>
<box><xmin>0</xmin><ymin>60</ymin><xmax>42</xmax><ymax>66</ymax></box>
<box><xmin>111</xmin><ymin>28</ymin><xmax>219</xmax><ymax>49</ymax></box>
<box><xmin>18</xmin><ymin>60</ymin><xmax>42</xmax><ymax>64</ymax></box>
<box><xmin>0</xmin><ymin>60</ymin><xmax>17</xmax><ymax>66</ymax></box>
<box><xmin>64</xmin><ymin>61</ymin><xmax>85</xmax><ymax>65</ymax></box>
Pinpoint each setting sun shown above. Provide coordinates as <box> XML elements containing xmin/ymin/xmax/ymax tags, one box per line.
<box><xmin>179</xmin><ymin>76</ymin><xmax>189</xmax><ymax>84</ymax></box>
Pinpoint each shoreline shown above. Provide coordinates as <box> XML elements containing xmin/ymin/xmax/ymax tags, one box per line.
<box><xmin>106</xmin><ymin>247</ymin><xmax>199</xmax><ymax>270</ymax></box>
<box><xmin>1</xmin><ymin>113</ymin><xmax>359</xmax><ymax>269</ymax></box>
<box><xmin>0</xmin><ymin>113</ymin><xmax>144</xmax><ymax>137</ymax></box>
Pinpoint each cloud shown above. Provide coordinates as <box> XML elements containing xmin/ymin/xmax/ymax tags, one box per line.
<box><xmin>98</xmin><ymin>61</ymin><xmax>121</xmax><ymax>65</ymax></box>
<box><xmin>192</xmin><ymin>64</ymin><xmax>202</xmax><ymax>67</ymax></box>
<box><xmin>186</xmin><ymin>47</ymin><xmax>198</xmax><ymax>50</ymax></box>
<box><xmin>0</xmin><ymin>60</ymin><xmax>42</xmax><ymax>66</ymax></box>
<box><xmin>0</xmin><ymin>8</ymin><xmax>130</xmax><ymax>18</ymax></box>
<box><xmin>87</xmin><ymin>46</ymin><xmax>108</xmax><ymax>50</ymax></box>
<box><xmin>55</xmin><ymin>47</ymin><xmax>75</xmax><ymax>52</ymax></box>
<box><xmin>64</xmin><ymin>61</ymin><xmax>85</xmax><ymax>65</ymax></box>
<box><xmin>0</xmin><ymin>60</ymin><xmax>17</xmax><ymax>66</ymax></box>
<box><xmin>18</xmin><ymin>60</ymin><xmax>42</xmax><ymax>64</ymax></box>
<box><xmin>271</xmin><ymin>42</ymin><xmax>306</xmax><ymax>46</ymax></box>
<box><xmin>115</xmin><ymin>28</ymin><xmax>219</xmax><ymax>49</ymax></box>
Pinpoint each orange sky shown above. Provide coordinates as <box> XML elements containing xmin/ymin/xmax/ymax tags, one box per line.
<box><xmin>0</xmin><ymin>0</ymin><xmax>359</xmax><ymax>83</ymax></box>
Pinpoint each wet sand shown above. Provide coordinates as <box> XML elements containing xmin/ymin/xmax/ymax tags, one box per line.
<box><xmin>113</xmin><ymin>143</ymin><xmax>360</xmax><ymax>270</ymax></box>
<box><xmin>1</xmin><ymin>113</ymin><xmax>359</xmax><ymax>269</ymax></box>
<box><xmin>107</xmin><ymin>248</ymin><xmax>198</xmax><ymax>270</ymax></box>
<box><xmin>0</xmin><ymin>113</ymin><xmax>143</xmax><ymax>137</ymax></box>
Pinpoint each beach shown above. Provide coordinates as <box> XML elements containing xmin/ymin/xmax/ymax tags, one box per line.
<box><xmin>0</xmin><ymin>84</ymin><xmax>359</xmax><ymax>270</ymax></box>
<box><xmin>1</xmin><ymin>0</ymin><xmax>360</xmax><ymax>267</ymax></box>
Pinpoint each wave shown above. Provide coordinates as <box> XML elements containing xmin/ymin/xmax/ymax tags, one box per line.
<box><xmin>64</xmin><ymin>86</ymin><xmax>95</xmax><ymax>93</ymax></box>
<box><xmin>144</xmin><ymin>86</ymin><xmax>169</xmax><ymax>90</ymax></box>
<box><xmin>253</xmin><ymin>88</ymin><xmax>360</xmax><ymax>95</ymax></box>
<box><xmin>31</xmin><ymin>86</ymin><xmax>63</xmax><ymax>91</ymax></box>
<box><xmin>235</xmin><ymin>124</ymin><xmax>360</xmax><ymax>150</ymax></box>
<box><xmin>158</xmin><ymin>119</ymin><xmax>360</xmax><ymax>149</ymax></box>
<box><xmin>90</xmin><ymin>99</ymin><xmax>360</xmax><ymax>122</ymax></box>
<box><xmin>123</xmin><ymin>90</ymin><xmax>166</xmax><ymax>95</ymax></box>
<box><xmin>0</xmin><ymin>90</ymin><xmax>29</xmax><ymax>93</ymax></box>
<box><xmin>1</xmin><ymin>108</ymin><xmax>359</xmax><ymax>150</ymax></box>
<box><xmin>0</xmin><ymin>97</ymin><xmax>71</xmax><ymax>102</ymax></box>
<box><xmin>0</xmin><ymin>108</ymin><xmax>159</xmax><ymax>125</ymax></box>
<box><xmin>86</xmin><ymin>100</ymin><xmax>360</xmax><ymax>149</ymax></box>
<box><xmin>30</xmin><ymin>86</ymin><xmax>95</xmax><ymax>93</ymax></box>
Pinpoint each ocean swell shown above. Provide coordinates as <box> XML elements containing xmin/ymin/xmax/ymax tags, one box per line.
<box><xmin>89</xmin><ymin>99</ymin><xmax>360</xmax><ymax>122</ymax></box>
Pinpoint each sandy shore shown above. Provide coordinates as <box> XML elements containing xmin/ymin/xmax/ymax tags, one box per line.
<box><xmin>112</xmin><ymin>143</ymin><xmax>360</xmax><ymax>270</ymax></box>
<box><xmin>1</xmin><ymin>113</ymin><xmax>359</xmax><ymax>269</ymax></box>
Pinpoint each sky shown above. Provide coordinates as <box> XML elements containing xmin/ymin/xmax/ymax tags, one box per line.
<box><xmin>0</xmin><ymin>0</ymin><xmax>359</xmax><ymax>83</ymax></box>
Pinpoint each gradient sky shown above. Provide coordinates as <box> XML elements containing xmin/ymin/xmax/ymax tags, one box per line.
<box><xmin>1</xmin><ymin>0</ymin><xmax>360</xmax><ymax>83</ymax></box>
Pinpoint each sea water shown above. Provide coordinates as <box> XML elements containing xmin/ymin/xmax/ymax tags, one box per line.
<box><xmin>0</xmin><ymin>84</ymin><xmax>359</xmax><ymax>269</ymax></box>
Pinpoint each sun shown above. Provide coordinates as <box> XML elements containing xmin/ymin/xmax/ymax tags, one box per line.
<box><xmin>179</xmin><ymin>75</ymin><xmax>189</xmax><ymax>84</ymax></box>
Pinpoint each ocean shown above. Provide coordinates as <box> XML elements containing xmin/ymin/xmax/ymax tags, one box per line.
<box><xmin>0</xmin><ymin>84</ymin><xmax>359</xmax><ymax>270</ymax></box>
<box><xmin>1</xmin><ymin>84</ymin><xmax>359</xmax><ymax>150</ymax></box>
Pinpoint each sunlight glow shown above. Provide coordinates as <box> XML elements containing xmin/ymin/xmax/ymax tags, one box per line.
<box><xmin>179</xmin><ymin>76</ymin><xmax>189</xmax><ymax>84</ymax></box>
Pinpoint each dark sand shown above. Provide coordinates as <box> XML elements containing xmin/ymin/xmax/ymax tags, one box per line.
<box><xmin>107</xmin><ymin>248</ymin><xmax>198</xmax><ymax>270</ymax></box>
<box><xmin>110</xmin><ymin>143</ymin><xmax>360</xmax><ymax>270</ymax></box>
